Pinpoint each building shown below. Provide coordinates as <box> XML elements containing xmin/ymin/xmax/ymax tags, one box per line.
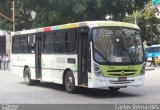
<box><xmin>0</xmin><ymin>30</ymin><xmax>11</xmax><ymax>57</ymax></box>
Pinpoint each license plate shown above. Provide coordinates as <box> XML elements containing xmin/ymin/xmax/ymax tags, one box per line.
<box><xmin>118</xmin><ymin>77</ymin><xmax>127</xmax><ymax>81</ymax></box>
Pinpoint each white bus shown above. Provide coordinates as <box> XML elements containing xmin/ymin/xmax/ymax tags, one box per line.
<box><xmin>11</xmin><ymin>21</ymin><xmax>145</xmax><ymax>93</ymax></box>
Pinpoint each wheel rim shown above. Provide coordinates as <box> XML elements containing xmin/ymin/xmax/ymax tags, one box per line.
<box><xmin>66</xmin><ymin>76</ymin><xmax>73</xmax><ymax>91</ymax></box>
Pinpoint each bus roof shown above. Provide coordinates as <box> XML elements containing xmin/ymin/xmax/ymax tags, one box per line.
<box><xmin>12</xmin><ymin>21</ymin><xmax>140</xmax><ymax>36</ymax></box>
<box><xmin>148</xmin><ymin>44</ymin><xmax>160</xmax><ymax>48</ymax></box>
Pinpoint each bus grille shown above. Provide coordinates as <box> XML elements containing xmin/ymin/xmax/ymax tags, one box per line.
<box><xmin>107</xmin><ymin>70</ymin><xmax>137</xmax><ymax>77</ymax></box>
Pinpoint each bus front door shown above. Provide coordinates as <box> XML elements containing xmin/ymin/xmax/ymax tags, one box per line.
<box><xmin>35</xmin><ymin>34</ymin><xmax>42</xmax><ymax>79</ymax></box>
<box><xmin>78</xmin><ymin>32</ymin><xmax>88</xmax><ymax>86</ymax></box>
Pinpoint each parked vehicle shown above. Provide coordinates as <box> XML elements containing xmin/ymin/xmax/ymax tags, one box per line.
<box><xmin>145</xmin><ymin>44</ymin><xmax>160</xmax><ymax>63</ymax></box>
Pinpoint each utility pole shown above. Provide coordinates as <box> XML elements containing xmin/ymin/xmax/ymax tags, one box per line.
<box><xmin>12</xmin><ymin>1</ymin><xmax>15</xmax><ymax>32</ymax></box>
<box><xmin>134</xmin><ymin>2</ymin><xmax>150</xmax><ymax>24</ymax></box>
<box><xmin>0</xmin><ymin>1</ymin><xmax>15</xmax><ymax>31</ymax></box>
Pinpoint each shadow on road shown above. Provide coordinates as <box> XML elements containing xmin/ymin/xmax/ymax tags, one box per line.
<box><xmin>19</xmin><ymin>82</ymin><xmax>141</xmax><ymax>99</ymax></box>
<box><xmin>20</xmin><ymin>82</ymin><xmax>65</xmax><ymax>91</ymax></box>
<box><xmin>77</xmin><ymin>88</ymin><xmax>141</xmax><ymax>99</ymax></box>
<box><xmin>20</xmin><ymin>79</ymin><xmax>160</xmax><ymax>99</ymax></box>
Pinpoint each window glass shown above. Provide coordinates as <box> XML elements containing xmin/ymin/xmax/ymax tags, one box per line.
<box><xmin>43</xmin><ymin>32</ymin><xmax>53</xmax><ymax>53</ymax></box>
<box><xmin>12</xmin><ymin>36</ymin><xmax>19</xmax><ymax>53</ymax></box>
<box><xmin>65</xmin><ymin>31</ymin><xmax>77</xmax><ymax>53</ymax></box>
<box><xmin>19</xmin><ymin>45</ymin><xmax>27</xmax><ymax>53</ymax></box>
<box><xmin>93</xmin><ymin>27</ymin><xmax>143</xmax><ymax>63</ymax></box>
<box><xmin>27</xmin><ymin>34</ymin><xmax>35</xmax><ymax>53</ymax></box>
<box><xmin>43</xmin><ymin>44</ymin><xmax>52</xmax><ymax>53</ymax></box>
<box><xmin>19</xmin><ymin>36</ymin><xmax>27</xmax><ymax>44</ymax></box>
<box><xmin>53</xmin><ymin>31</ymin><xmax>65</xmax><ymax>53</ymax></box>
<box><xmin>12</xmin><ymin>35</ymin><xmax>35</xmax><ymax>54</ymax></box>
<box><xmin>53</xmin><ymin>43</ymin><xmax>59</xmax><ymax>53</ymax></box>
<box><xmin>19</xmin><ymin>36</ymin><xmax>27</xmax><ymax>53</ymax></box>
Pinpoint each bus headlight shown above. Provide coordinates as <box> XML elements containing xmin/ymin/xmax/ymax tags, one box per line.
<box><xmin>94</xmin><ymin>63</ymin><xmax>103</xmax><ymax>77</ymax></box>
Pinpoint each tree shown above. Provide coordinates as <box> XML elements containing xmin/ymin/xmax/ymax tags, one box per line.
<box><xmin>122</xmin><ymin>0</ymin><xmax>160</xmax><ymax>44</ymax></box>
<box><xmin>0</xmin><ymin>0</ymin><xmax>12</xmax><ymax>30</ymax></box>
<box><xmin>0</xmin><ymin>0</ymin><xmax>150</xmax><ymax>31</ymax></box>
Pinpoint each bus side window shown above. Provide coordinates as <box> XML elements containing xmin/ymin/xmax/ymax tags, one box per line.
<box><xmin>53</xmin><ymin>31</ymin><xmax>65</xmax><ymax>53</ymax></box>
<box><xmin>43</xmin><ymin>32</ymin><xmax>52</xmax><ymax>53</ymax></box>
<box><xmin>65</xmin><ymin>30</ymin><xmax>77</xmax><ymax>54</ymax></box>
<box><xmin>27</xmin><ymin>34</ymin><xmax>35</xmax><ymax>53</ymax></box>
<box><xmin>12</xmin><ymin>36</ymin><xmax>19</xmax><ymax>53</ymax></box>
<box><xmin>19</xmin><ymin>36</ymin><xmax>27</xmax><ymax>53</ymax></box>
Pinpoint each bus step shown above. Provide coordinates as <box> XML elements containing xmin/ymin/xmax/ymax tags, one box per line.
<box><xmin>79</xmin><ymin>84</ymin><xmax>88</xmax><ymax>88</ymax></box>
<box><xmin>36</xmin><ymin>78</ymin><xmax>41</xmax><ymax>80</ymax></box>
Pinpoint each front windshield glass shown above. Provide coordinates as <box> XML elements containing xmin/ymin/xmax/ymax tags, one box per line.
<box><xmin>93</xmin><ymin>27</ymin><xmax>143</xmax><ymax>64</ymax></box>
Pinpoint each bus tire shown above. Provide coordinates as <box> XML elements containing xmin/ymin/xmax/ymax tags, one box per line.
<box><xmin>64</xmin><ymin>71</ymin><xmax>77</xmax><ymax>93</ymax></box>
<box><xmin>34</xmin><ymin>80</ymin><xmax>40</xmax><ymax>85</ymax></box>
<box><xmin>108</xmin><ymin>87</ymin><xmax>120</xmax><ymax>91</ymax></box>
<box><xmin>24</xmin><ymin>67</ymin><xmax>34</xmax><ymax>86</ymax></box>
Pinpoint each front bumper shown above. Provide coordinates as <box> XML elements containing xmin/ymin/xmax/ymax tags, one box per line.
<box><xmin>90</xmin><ymin>75</ymin><xmax>145</xmax><ymax>89</ymax></box>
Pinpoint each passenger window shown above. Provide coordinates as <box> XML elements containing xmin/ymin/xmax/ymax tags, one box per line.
<box><xmin>19</xmin><ymin>36</ymin><xmax>27</xmax><ymax>53</ymax></box>
<box><xmin>65</xmin><ymin>30</ymin><xmax>77</xmax><ymax>53</ymax></box>
<box><xmin>27</xmin><ymin>34</ymin><xmax>35</xmax><ymax>54</ymax></box>
<box><xmin>43</xmin><ymin>32</ymin><xmax>53</xmax><ymax>53</ymax></box>
<box><xmin>53</xmin><ymin>31</ymin><xmax>65</xmax><ymax>53</ymax></box>
<box><xmin>12</xmin><ymin>36</ymin><xmax>19</xmax><ymax>53</ymax></box>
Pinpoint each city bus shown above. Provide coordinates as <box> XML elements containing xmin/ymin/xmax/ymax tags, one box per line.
<box><xmin>145</xmin><ymin>44</ymin><xmax>160</xmax><ymax>63</ymax></box>
<box><xmin>11</xmin><ymin>21</ymin><xmax>145</xmax><ymax>93</ymax></box>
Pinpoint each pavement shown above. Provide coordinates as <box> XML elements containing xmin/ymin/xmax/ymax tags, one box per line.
<box><xmin>145</xmin><ymin>62</ymin><xmax>160</xmax><ymax>71</ymax></box>
<box><xmin>0</xmin><ymin>62</ymin><xmax>160</xmax><ymax>104</ymax></box>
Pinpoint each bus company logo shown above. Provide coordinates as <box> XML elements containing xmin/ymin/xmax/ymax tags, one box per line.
<box><xmin>121</xmin><ymin>71</ymin><xmax>125</xmax><ymax>77</ymax></box>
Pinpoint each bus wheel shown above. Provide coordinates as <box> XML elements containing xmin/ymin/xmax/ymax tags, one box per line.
<box><xmin>108</xmin><ymin>87</ymin><xmax>120</xmax><ymax>91</ymax></box>
<box><xmin>64</xmin><ymin>71</ymin><xmax>76</xmax><ymax>93</ymax></box>
<box><xmin>24</xmin><ymin>68</ymin><xmax>33</xmax><ymax>86</ymax></box>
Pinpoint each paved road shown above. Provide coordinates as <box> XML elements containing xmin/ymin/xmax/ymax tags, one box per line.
<box><xmin>0</xmin><ymin>66</ymin><xmax>160</xmax><ymax>104</ymax></box>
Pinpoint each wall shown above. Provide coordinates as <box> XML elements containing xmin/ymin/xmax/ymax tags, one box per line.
<box><xmin>0</xmin><ymin>30</ymin><xmax>11</xmax><ymax>57</ymax></box>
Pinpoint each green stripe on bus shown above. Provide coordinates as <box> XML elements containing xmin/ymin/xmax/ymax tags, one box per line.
<box><xmin>99</xmin><ymin>64</ymin><xmax>143</xmax><ymax>77</ymax></box>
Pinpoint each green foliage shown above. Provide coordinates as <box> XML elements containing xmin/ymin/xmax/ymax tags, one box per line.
<box><xmin>0</xmin><ymin>0</ymin><xmax>148</xmax><ymax>32</ymax></box>
<box><xmin>141</xmin><ymin>4</ymin><xmax>160</xmax><ymax>44</ymax></box>
<box><xmin>0</xmin><ymin>0</ymin><xmax>12</xmax><ymax>30</ymax></box>
<box><xmin>1</xmin><ymin>0</ymin><xmax>159</xmax><ymax>45</ymax></box>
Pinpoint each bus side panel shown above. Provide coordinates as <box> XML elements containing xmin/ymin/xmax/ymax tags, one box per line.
<box><xmin>41</xmin><ymin>69</ymin><xmax>53</xmax><ymax>82</ymax></box>
<box><xmin>11</xmin><ymin>54</ymin><xmax>36</xmax><ymax>79</ymax></box>
<box><xmin>63</xmin><ymin>54</ymin><xmax>78</xmax><ymax>86</ymax></box>
<box><xmin>41</xmin><ymin>54</ymin><xmax>78</xmax><ymax>85</ymax></box>
<box><xmin>41</xmin><ymin>54</ymin><xmax>65</xmax><ymax>83</ymax></box>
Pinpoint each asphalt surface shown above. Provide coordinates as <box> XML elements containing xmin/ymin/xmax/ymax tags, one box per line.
<box><xmin>0</xmin><ymin>64</ymin><xmax>160</xmax><ymax>104</ymax></box>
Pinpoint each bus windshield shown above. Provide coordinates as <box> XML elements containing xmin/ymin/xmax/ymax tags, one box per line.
<box><xmin>92</xmin><ymin>27</ymin><xmax>143</xmax><ymax>64</ymax></box>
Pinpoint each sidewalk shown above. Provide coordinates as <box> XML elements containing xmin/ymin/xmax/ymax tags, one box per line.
<box><xmin>145</xmin><ymin>62</ymin><xmax>160</xmax><ymax>71</ymax></box>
